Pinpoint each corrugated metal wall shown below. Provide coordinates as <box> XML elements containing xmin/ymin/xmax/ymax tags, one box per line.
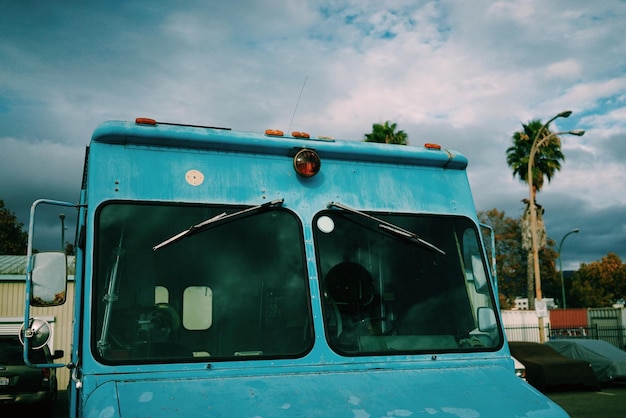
<box><xmin>549</xmin><ymin>308</ymin><xmax>589</xmax><ymax>327</ymax></box>
<box><xmin>501</xmin><ymin>310</ymin><xmax>550</xmax><ymax>326</ymax></box>
<box><xmin>589</xmin><ymin>307</ymin><xmax>626</xmax><ymax>327</ymax></box>
<box><xmin>501</xmin><ymin>310</ymin><xmax>550</xmax><ymax>342</ymax></box>
<box><xmin>0</xmin><ymin>281</ymin><xmax>75</xmax><ymax>388</ymax></box>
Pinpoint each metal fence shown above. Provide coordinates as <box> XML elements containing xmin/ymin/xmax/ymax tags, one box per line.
<box><xmin>505</xmin><ymin>325</ymin><xmax>626</xmax><ymax>350</ymax></box>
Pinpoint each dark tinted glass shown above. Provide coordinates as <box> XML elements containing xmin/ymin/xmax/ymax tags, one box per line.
<box><xmin>93</xmin><ymin>202</ymin><xmax>313</xmax><ymax>363</ymax></box>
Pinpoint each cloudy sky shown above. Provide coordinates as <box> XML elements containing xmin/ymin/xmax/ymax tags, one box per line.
<box><xmin>2</xmin><ymin>0</ymin><xmax>625</xmax><ymax>271</ymax></box>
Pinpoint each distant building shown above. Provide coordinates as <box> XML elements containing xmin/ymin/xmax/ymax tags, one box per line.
<box><xmin>513</xmin><ymin>297</ymin><xmax>557</xmax><ymax>310</ymax></box>
<box><xmin>514</xmin><ymin>297</ymin><xmax>528</xmax><ymax>310</ymax></box>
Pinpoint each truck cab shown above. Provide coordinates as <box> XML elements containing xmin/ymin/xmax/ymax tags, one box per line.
<box><xmin>22</xmin><ymin>118</ymin><xmax>567</xmax><ymax>416</ymax></box>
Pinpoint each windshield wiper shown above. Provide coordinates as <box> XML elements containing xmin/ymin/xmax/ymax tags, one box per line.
<box><xmin>153</xmin><ymin>198</ymin><xmax>284</xmax><ymax>251</ymax></box>
<box><xmin>327</xmin><ymin>201</ymin><xmax>446</xmax><ymax>255</ymax></box>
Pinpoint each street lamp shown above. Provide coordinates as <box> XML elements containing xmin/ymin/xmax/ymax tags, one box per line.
<box><xmin>527</xmin><ymin>110</ymin><xmax>585</xmax><ymax>342</ymax></box>
<box><xmin>558</xmin><ymin>228</ymin><xmax>579</xmax><ymax>309</ymax></box>
<box><xmin>59</xmin><ymin>213</ymin><xmax>66</xmax><ymax>253</ymax></box>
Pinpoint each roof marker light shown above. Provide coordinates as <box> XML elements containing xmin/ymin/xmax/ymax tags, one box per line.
<box><xmin>265</xmin><ymin>129</ymin><xmax>284</xmax><ymax>137</ymax></box>
<box><xmin>293</xmin><ymin>149</ymin><xmax>321</xmax><ymax>178</ymax></box>
<box><xmin>292</xmin><ymin>131</ymin><xmax>310</xmax><ymax>139</ymax></box>
<box><xmin>424</xmin><ymin>143</ymin><xmax>442</xmax><ymax>150</ymax></box>
<box><xmin>136</xmin><ymin>117</ymin><xmax>157</xmax><ymax>125</ymax></box>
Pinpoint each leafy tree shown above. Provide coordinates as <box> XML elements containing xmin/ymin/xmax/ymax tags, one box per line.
<box><xmin>570</xmin><ymin>253</ymin><xmax>626</xmax><ymax>307</ymax></box>
<box><xmin>364</xmin><ymin>121</ymin><xmax>408</xmax><ymax>145</ymax></box>
<box><xmin>506</xmin><ymin>119</ymin><xmax>565</xmax><ymax>308</ymax></box>
<box><xmin>537</xmin><ymin>244</ymin><xmax>562</xmax><ymax>305</ymax></box>
<box><xmin>478</xmin><ymin>209</ymin><xmax>525</xmax><ymax>308</ymax></box>
<box><xmin>0</xmin><ymin>199</ymin><xmax>28</xmax><ymax>255</ymax></box>
<box><xmin>478</xmin><ymin>208</ymin><xmax>560</xmax><ymax>308</ymax></box>
<box><xmin>65</xmin><ymin>242</ymin><xmax>75</xmax><ymax>256</ymax></box>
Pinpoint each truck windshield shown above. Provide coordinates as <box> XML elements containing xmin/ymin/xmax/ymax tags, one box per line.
<box><xmin>93</xmin><ymin>202</ymin><xmax>313</xmax><ymax>364</ymax></box>
<box><xmin>314</xmin><ymin>209</ymin><xmax>502</xmax><ymax>355</ymax></box>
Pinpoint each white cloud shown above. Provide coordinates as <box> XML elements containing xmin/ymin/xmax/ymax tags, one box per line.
<box><xmin>1</xmin><ymin>0</ymin><xmax>626</xmax><ymax>265</ymax></box>
<box><xmin>579</xmin><ymin>106</ymin><xmax>626</xmax><ymax>138</ymax></box>
<box><xmin>555</xmin><ymin>77</ymin><xmax>626</xmax><ymax>111</ymax></box>
<box><xmin>546</xmin><ymin>59</ymin><xmax>582</xmax><ymax>80</ymax></box>
<box><xmin>486</xmin><ymin>0</ymin><xmax>536</xmax><ymax>22</ymax></box>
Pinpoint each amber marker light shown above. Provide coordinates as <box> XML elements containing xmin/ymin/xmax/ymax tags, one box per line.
<box><xmin>136</xmin><ymin>117</ymin><xmax>157</xmax><ymax>125</ymax></box>
<box><xmin>265</xmin><ymin>129</ymin><xmax>284</xmax><ymax>137</ymax></box>
<box><xmin>292</xmin><ymin>131</ymin><xmax>311</xmax><ymax>138</ymax></box>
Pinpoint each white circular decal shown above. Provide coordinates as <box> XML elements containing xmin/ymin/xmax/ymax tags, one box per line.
<box><xmin>317</xmin><ymin>216</ymin><xmax>335</xmax><ymax>233</ymax></box>
<box><xmin>185</xmin><ymin>169</ymin><xmax>204</xmax><ymax>186</ymax></box>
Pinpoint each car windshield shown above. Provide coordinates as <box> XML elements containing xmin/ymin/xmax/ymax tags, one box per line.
<box><xmin>314</xmin><ymin>209</ymin><xmax>502</xmax><ymax>355</ymax></box>
<box><xmin>93</xmin><ymin>202</ymin><xmax>313</xmax><ymax>364</ymax></box>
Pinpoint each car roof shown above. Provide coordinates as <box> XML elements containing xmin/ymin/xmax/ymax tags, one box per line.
<box><xmin>547</xmin><ymin>339</ymin><xmax>626</xmax><ymax>361</ymax></box>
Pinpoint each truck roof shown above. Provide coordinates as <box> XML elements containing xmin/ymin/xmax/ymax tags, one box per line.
<box><xmin>91</xmin><ymin>119</ymin><xmax>468</xmax><ymax>170</ymax></box>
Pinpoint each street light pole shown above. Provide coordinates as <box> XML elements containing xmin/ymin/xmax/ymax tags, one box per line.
<box><xmin>527</xmin><ymin>110</ymin><xmax>584</xmax><ymax>343</ymax></box>
<box><xmin>558</xmin><ymin>228</ymin><xmax>579</xmax><ymax>309</ymax></box>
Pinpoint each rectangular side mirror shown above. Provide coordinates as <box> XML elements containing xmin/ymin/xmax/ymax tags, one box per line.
<box><xmin>30</xmin><ymin>252</ymin><xmax>68</xmax><ymax>307</ymax></box>
<box><xmin>477</xmin><ymin>307</ymin><xmax>497</xmax><ymax>333</ymax></box>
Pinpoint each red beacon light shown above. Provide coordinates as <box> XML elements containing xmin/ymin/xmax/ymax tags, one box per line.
<box><xmin>293</xmin><ymin>149</ymin><xmax>321</xmax><ymax>178</ymax></box>
<box><xmin>424</xmin><ymin>143</ymin><xmax>442</xmax><ymax>150</ymax></box>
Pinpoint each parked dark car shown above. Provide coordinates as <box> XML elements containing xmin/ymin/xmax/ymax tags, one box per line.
<box><xmin>0</xmin><ymin>335</ymin><xmax>63</xmax><ymax>411</ymax></box>
<box><xmin>509</xmin><ymin>341</ymin><xmax>598</xmax><ymax>392</ymax></box>
<box><xmin>546</xmin><ymin>339</ymin><xmax>626</xmax><ymax>383</ymax></box>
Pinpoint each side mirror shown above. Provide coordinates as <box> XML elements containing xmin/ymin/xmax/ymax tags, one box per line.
<box><xmin>19</xmin><ymin>317</ymin><xmax>52</xmax><ymax>349</ymax></box>
<box><xmin>471</xmin><ymin>255</ymin><xmax>488</xmax><ymax>294</ymax></box>
<box><xmin>477</xmin><ymin>307</ymin><xmax>497</xmax><ymax>333</ymax></box>
<box><xmin>30</xmin><ymin>252</ymin><xmax>67</xmax><ymax>307</ymax></box>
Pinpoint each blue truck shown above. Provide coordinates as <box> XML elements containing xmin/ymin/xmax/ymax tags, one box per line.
<box><xmin>22</xmin><ymin>118</ymin><xmax>567</xmax><ymax>416</ymax></box>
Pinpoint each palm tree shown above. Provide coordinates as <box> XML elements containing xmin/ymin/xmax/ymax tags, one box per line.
<box><xmin>506</xmin><ymin>119</ymin><xmax>565</xmax><ymax>198</ymax></box>
<box><xmin>506</xmin><ymin>119</ymin><xmax>565</xmax><ymax>309</ymax></box>
<box><xmin>364</xmin><ymin>121</ymin><xmax>408</xmax><ymax>145</ymax></box>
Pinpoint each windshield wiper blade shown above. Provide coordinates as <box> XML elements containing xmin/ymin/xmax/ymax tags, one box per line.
<box><xmin>153</xmin><ymin>198</ymin><xmax>284</xmax><ymax>251</ymax></box>
<box><xmin>327</xmin><ymin>201</ymin><xmax>446</xmax><ymax>255</ymax></box>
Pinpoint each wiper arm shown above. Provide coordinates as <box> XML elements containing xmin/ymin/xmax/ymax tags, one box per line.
<box><xmin>327</xmin><ymin>201</ymin><xmax>446</xmax><ymax>255</ymax></box>
<box><xmin>153</xmin><ymin>198</ymin><xmax>284</xmax><ymax>251</ymax></box>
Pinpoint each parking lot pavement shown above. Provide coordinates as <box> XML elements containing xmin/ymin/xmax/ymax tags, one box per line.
<box><xmin>547</xmin><ymin>384</ymin><xmax>626</xmax><ymax>418</ymax></box>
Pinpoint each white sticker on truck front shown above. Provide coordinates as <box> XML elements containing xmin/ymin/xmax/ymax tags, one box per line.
<box><xmin>185</xmin><ymin>169</ymin><xmax>204</xmax><ymax>186</ymax></box>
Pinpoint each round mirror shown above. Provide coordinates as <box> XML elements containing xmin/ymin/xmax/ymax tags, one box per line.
<box><xmin>19</xmin><ymin>317</ymin><xmax>51</xmax><ymax>349</ymax></box>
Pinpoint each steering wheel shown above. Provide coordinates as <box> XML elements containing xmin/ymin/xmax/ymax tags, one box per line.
<box><xmin>147</xmin><ymin>303</ymin><xmax>181</xmax><ymax>342</ymax></box>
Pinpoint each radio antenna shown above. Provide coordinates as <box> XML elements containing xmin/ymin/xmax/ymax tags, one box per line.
<box><xmin>288</xmin><ymin>75</ymin><xmax>308</xmax><ymax>134</ymax></box>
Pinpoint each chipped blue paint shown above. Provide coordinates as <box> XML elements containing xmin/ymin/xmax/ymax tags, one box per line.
<box><xmin>83</xmin><ymin>364</ymin><xmax>563</xmax><ymax>417</ymax></box>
